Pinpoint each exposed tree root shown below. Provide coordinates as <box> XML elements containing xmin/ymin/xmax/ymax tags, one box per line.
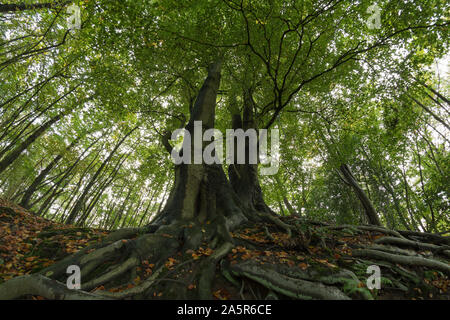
<box><xmin>226</xmin><ymin>261</ymin><xmax>350</xmax><ymax>300</ymax></box>
<box><xmin>366</xmin><ymin>244</ymin><xmax>421</xmax><ymax>257</ymax></box>
<box><xmin>197</xmin><ymin>242</ymin><xmax>234</xmax><ymax>299</ymax></box>
<box><xmin>82</xmin><ymin>255</ymin><xmax>140</xmax><ymax>291</ymax></box>
<box><xmin>327</xmin><ymin>224</ymin><xmax>406</xmax><ymax>239</ymax></box>
<box><xmin>0</xmin><ymin>274</ymin><xmax>108</xmax><ymax>300</ymax></box>
<box><xmin>374</xmin><ymin>237</ymin><xmax>450</xmax><ymax>258</ymax></box>
<box><xmin>101</xmin><ymin>228</ymin><xmax>141</xmax><ymax>243</ymax></box>
<box><xmin>94</xmin><ymin>264</ymin><xmax>167</xmax><ymax>299</ymax></box>
<box><xmin>1</xmin><ymin>213</ymin><xmax>449</xmax><ymax>300</ymax></box>
<box><xmin>398</xmin><ymin>230</ymin><xmax>450</xmax><ymax>245</ymax></box>
<box><xmin>257</xmin><ymin>212</ymin><xmax>292</xmax><ymax>238</ymax></box>
<box><xmin>353</xmin><ymin>249</ymin><xmax>450</xmax><ymax>276</ymax></box>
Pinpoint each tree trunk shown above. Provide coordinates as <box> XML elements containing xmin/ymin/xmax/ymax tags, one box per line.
<box><xmin>65</xmin><ymin>127</ymin><xmax>137</xmax><ymax>225</ymax></box>
<box><xmin>0</xmin><ymin>110</ymin><xmax>69</xmax><ymax>175</ymax></box>
<box><xmin>148</xmin><ymin>61</ymin><xmax>248</xmax><ymax>248</ymax></box>
<box><xmin>77</xmin><ymin>152</ymin><xmax>129</xmax><ymax>226</ymax></box>
<box><xmin>20</xmin><ymin>137</ymin><xmax>79</xmax><ymax>209</ymax></box>
<box><xmin>228</xmin><ymin>88</ymin><xmax>274</xmax><ymax>216</ymax></box>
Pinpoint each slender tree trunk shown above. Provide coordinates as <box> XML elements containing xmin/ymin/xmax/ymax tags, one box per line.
<box><xmin>380</xmin><ymin>173</ymin><xmax>411</xmax><ymax>230</ymax></box>
<box><xmin>35</xmin><ymin>143</ymin><xmax>101</xmax><ymax>216</ymax></box>
<box><xmin>1</xmin><ymin>85</ymin><xmax>79</xmax><ymax>156</ymax></box>
<box><xmin>401</xmin><ymin>159</ymin><xmax>420</xmax><ymax>231</ymax></box>
<box><xmin>129</xmin><ymin>195</ymin><xmax>146</xmax><ymax>227</ymax></box>
<box><xmin>111</xmin><ymin>186</ymin><xmax>134</xmax><ymax>229</ymax></box>
<box><xmin>415</xmin><ymin>140</ymin><xmax>436</xmax><ymax>232</ymax></box>
<box><xmin>137</xmin><ymin>184</ymin><xmax>161</xmax><ymax>227</ymax></box>
<box><xmin>78</xmin><ymin>152</ymin><xmax>129</xmax><ymax>226</ymax></box>
<box><xmin>274</xmin><ymin>175</ymin><xmax>297</xmax><ymax>216</ymax></box>
<box><xmin>417</xmin><ymin>79</ymin><xmax>450</xmax><ymax>105</ymax></box>
<box><xmin>65</xmin><ymin>127</ymin><xmax>137</xmax><ymax>225</ymax></box>
<box><xmin>0</xmin><ymin>109</ymin><xmax>69</xmax><ymax>175</ymax></box>
<box><xmin>408</xmin><ymin>95</ymin><xmax>450</xmax><ymax>131</ymax></box>
<box><xmin>283</xmin><ymin>196</ymin><xmax>296</xmax><ymax>216</ymax></box>
<box><xmin>20</xmin><ymin>137</ymin><xmax>79</xmax><ymax>208</ymax></box>
<box><xmin>228</xmin><ymin>88</ymin><xmax>274</xmax><ymax>216</ymax></box>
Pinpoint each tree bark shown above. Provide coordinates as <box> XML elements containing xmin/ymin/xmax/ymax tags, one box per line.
<box><xmin>228</xmin><ymin>88</ymin><xmax>274</xmax><ymax>216</ymax></box>
<box><xmin>20</xmin><ymin>137</ymin><xmax>79</xmax><ymax>209</ymax></box>
<box><xmin>0</xmin><ymin>109</ymin><xmax>69</xmax><ymax>175</ymax></box>
<box><xmin>148</xmin><ymin>61</ymin><xmax>248</xmax><ymax>247</ymax></box>
<box><xmin>339</xmin><ymin>164</ymin><xmax>382</xmax><ymax>227</ymax></box>
<box><xmin>65</xmin><ymin>127</ymin><xmax>137</xmax><ymax>225</ymax></box>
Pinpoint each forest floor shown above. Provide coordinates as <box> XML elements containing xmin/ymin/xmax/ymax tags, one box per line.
<box><xmin>0</xmin><ymin>198</ymin><xmax>449</xmax><ymax>300</ymax></box>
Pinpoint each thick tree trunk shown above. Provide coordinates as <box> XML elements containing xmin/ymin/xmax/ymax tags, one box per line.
<box><xmin>339</xmin><ymin>164</ymin><xmax>382</xmax><ymax>227</ymax></box>
<box><xmin>0</xmin><ymin>62</ymin><xmax>299</xmax><ymax>301</ymax></box>
<box><xmin>148</xmin><ymin>61</ymin><xmax>248</xmax><ymax>248</ymax></box>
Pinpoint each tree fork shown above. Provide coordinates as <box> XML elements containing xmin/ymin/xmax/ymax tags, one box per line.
<box><xmin>148</xmin><ymin>60</ymin><xmax>248</xmax><ymax>239</ymax></box>
<box><xmin>228</xmin><ymin>88</ymin><xmax>276</xmax><ymax>217</ymax></box>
